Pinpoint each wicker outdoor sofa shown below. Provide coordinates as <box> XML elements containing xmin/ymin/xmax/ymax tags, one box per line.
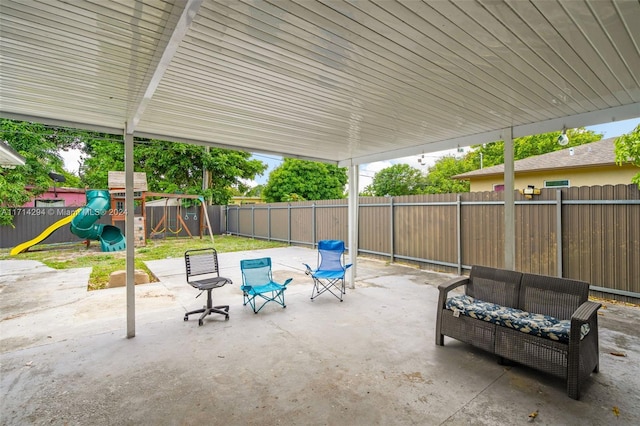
<box><xmin>435</xmin><ymin>265</ymin><xmax>601</xmax><ymax>400</ymax></box>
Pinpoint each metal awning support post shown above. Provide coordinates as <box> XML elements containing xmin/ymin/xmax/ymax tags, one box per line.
<box><xmin>348</xmin><ymin>163</ymin><xmax>359</xmax><ymax>289</ymax></box>
<box><xmin>503</xmin><ymin>127</ymin><xmax>516</xmax><ymax>271</ymax></box>
<box><xmin>556</xmin><ymin>189</ymin><xmax>563</xmax><ymax>277</ymax></box>
<box><xmin>125</xmin><ymin>125</ymin><xmax>135</xmax><ymax>338</ymax></box>
<box><xmin>121</xmin><ymin>0</ymin><xmax>201</xmax><ymax>339</ymax></box>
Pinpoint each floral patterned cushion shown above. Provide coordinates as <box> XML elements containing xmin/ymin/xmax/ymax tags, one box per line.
<box><xmin>445</xmin><ymin>294</ymin><xmax>509</xmax><ymax>324</ymax></box>
<box><xmin>445</xmin><ymin>295</ymin><xmax>590</xmax><ymax>343</ymax></box>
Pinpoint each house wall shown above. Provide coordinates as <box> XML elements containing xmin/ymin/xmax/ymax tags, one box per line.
<box><xmin>22</xmin><ymin>188</ymin><xmax>87</xmax><ymax>207</ymax></box>
<box><xmin>468</xmin><ymin>164</ymin><xmax>638</xmax><ymax>192</ymax></box>
<box><xmin>229</xmin><ymin>196</ymin><xmax>263</xmax><ymax>205</ymax></box>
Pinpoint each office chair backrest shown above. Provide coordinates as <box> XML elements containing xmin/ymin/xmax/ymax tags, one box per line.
<box><xmin>317</xmin><ymin>240</ymin><xmax>346</xmax><ymax>272</ymax></box>
<box><xmin>185</xmin><ymin>248</ymin><xmax>220</xmax><ymax>282</ymax></box>
<box><xmin>240</xmin><ymin>257</ymin><xmax>272</xmax><ymax>286</ymax></box>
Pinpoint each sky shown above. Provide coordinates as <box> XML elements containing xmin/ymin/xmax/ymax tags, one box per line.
<box><xmin>62</xmin><ymin>117</ymin><xmax>639</xmax><ymax>191</ymax></box>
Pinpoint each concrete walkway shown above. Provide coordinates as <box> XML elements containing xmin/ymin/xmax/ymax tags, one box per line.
<box><xmin>1</xmin><ymin>247</ymin><xmax>638</xmax><ymax>425</ymax></box>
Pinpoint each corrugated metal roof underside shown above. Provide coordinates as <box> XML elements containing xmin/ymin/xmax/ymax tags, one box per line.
<box><xmin>1</xmin><ymin>0</ymin><xmax>639</xmax><ymax>165</ymax></box>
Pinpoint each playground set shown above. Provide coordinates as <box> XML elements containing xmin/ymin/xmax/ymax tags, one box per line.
<box><xmin>145</xmin><ymin>193</ymin><xmax>213</xmax><ymax>240</ymax></box>
<box><xmin>10</xmin><ymin>172</ymin><xmax>214</xmax><ymax>256</ymax></box>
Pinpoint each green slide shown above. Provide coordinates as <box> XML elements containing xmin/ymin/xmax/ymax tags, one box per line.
<box><xmin>70</xmin><ymin>189</ymin><xmax>126</xmax><ymax>252</ymax></box>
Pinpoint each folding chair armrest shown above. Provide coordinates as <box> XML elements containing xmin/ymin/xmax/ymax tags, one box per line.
<box><xmin>344</xmin><ymin>263</ymin><xmax>353</xmax><ymax>270</ymax></box>
<box><xmin>303</xmin><ymin>263</ymin><xmax>313</xmax><ymax>275</ymax></box>
<box><xmin>283</xmin><ymin>278</ymin><xmax>293</xmax><ymax>286</ymax></box>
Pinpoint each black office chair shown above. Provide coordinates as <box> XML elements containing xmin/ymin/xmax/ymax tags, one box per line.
<box><xmin>184</xmin><ymin>248</ymin><xmax>232</xmax><ymax>326</ymax></box>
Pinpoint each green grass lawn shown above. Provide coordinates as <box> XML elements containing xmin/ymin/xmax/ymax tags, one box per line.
<box><xmin>0</xmin><ymin>235</ymin><xmax>286</xmax><ymax>290</ymax></box>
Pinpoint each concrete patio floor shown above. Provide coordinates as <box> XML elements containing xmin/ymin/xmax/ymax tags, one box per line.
<box><xmin>1</xmin><ymin>246</ymin><xmax>639</xmax><ymax>425</ymax></box>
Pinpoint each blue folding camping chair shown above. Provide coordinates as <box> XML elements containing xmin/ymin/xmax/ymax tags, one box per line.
<box><xmin>303</xmin><ymin>240</ymin><xmax>352</xmax><ymax>302</ymax></box>
<box><xmin>240</xmin><ymin>257</ymin><xmax>292</xmax><ymax>313</ymax></box>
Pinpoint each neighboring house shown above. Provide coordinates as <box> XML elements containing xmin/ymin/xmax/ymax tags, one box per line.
<box><xmin>229</xmin><ymin>196</ymin><xmax>263</xmax><ymax>205</ymax></box>
<box><xmin>145</xmin><ymin>198</ymin><xmax>180</xmax><ymax>207</ymax></box>
<box><xmin>22</xmin><ymin>187</ymin><xmax>86</xmax><ymax>207</ymax></box>
<box><xmin>452</xmin><ymin>138</ymin><xmax>637</xmax><ymax>192</ymax></box>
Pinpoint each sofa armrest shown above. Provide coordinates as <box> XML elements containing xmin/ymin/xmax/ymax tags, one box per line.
<box><xmin>570</xmin><ymin>301</ymin><xmax>602</xmax><ymax>341</ymax></box>
<box><xmin>437</xmin><ymin>276</ymin><xmax>469</xmax><ymax>310</ymax></box>
<box><xmin>570</xmin><ymin>300</ymin><xmax>601</xmax><ymax>340</ymax></box>
<box><xmin>571</xmin><ymin>301</ymin><xmax>601</xmax><ymax>324</ymax></box>
<box><xmin>438</xmin><ymin>276</ymin><xmax>469</xmax><ymax>295</ymax></box>
<box><xmin>435</xmin><ymin>276</ymin><xmax>469</xmax><ymax>346</ymax></box>
<box><xmin>567</xmin><ymin>300</ymin><xmax>601</xmax><ymax>399</ymax></box>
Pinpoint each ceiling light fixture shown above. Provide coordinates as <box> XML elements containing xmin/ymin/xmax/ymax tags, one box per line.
<box><xmin>557</xmin><ymin>127</ymin><xmax>569</xmax><ymax>146</ymax></box>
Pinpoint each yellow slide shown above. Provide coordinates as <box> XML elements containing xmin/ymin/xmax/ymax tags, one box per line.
<box><xmin>10</xmin><ymin>208</ymin><xmax>82</xmax><ymax>256</ymax></box>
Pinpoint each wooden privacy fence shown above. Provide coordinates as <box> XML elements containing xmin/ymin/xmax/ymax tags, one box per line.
<box><xmin>226</xmin><ymin>184</ymin><xmax>640</xmax><ymax>303</ymax></box>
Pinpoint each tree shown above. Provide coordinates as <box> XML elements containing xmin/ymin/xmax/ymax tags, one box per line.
<box><xmin>465</xmin><ymin>128</ymin><xmax>602</xmax><ymax>167</ymax></box>
<box><xmin>1</xmin><ymin>118</ymin><xmax>268</xmax><ymax>222</ymax></box>
<box><xmin>0</xmin><ymin>119</ymin><xmax>81</xmax><ymax>226</ymax></box>
<box><xmin>79</xmin><ymin>135</ymin><xmax>125</xmax><ymax>189</ymax></box>
<box><xmin>614</xmin><ymin>124</ymin><xmax>640</xmax><ymax>187</ymax></box>
<box><xmin>262</xmin><ymin>158</ymin><xmax>347</xmax><ymax>202</ymax></box>
<box><xmin>81</xmin><ymin>139</ymin><xmax>267</xmax><ymax>205</ymax></box>
<box><xmin>424</xmin><ymin>155</ymin><xmax>471</xmax><ymax>194</ymax></box>
<box><xmin>363</xmin><ymin>163</ymin><xmax>427</xmax><ymax>196</ymax></box>
<box><xmin>244</xmin><ymin>184</ymin><xmax>264</xmax><ymax>197</ymax></box>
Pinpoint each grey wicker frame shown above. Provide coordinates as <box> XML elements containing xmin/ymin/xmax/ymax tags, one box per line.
<box><xmin>435</xmin><ymin>266</ymin><xmax>601</xmax><ymax>400</ymax></box>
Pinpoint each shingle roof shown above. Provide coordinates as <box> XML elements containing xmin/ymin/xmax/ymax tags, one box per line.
<box><xmin>453</xmin><ymin>138</ymin><xmax>618</xmax><ymax>179</ymax></box>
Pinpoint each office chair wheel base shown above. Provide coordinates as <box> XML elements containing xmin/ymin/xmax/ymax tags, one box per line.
<box><xmin>198</xmin><ymin>319</ymin><xmax>203</xmax><ymax>326</ymax></box>
<box><xmin>225</xmin><ymin>315</ymin><xmax>230</xmax><ymax>321</ymax></box>
<box><xmin>184</xmin><ymin>316</ymin><xmax>188</xmax><ymax>321</ymax></box>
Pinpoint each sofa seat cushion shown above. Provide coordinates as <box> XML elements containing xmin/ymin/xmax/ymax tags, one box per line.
<box><xmin>445</xmin><ymin>295</ymin><xmax>590</xmax><ymax>343</ymax></box>
<box><xmin>445</xmin><ymin>294</ymin><xmax>512</xmax><ymax>324</ymax></box>
<box><xmin>501</xmin><ymin>312</ymin><xmax>590</xmax><ymax>343</ymax></box>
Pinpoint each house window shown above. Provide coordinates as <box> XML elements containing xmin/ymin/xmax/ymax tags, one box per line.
<box><xmin>493</xmin><ymin>184</ymin><xmax>505</xmax><ymax>192</ymax></box>
<box><xmin>35</xmin><ymin>199</ymin><xmax>65</xmax><ymax>207</ymax></box>
<box><xmin>544</xmin><ymin>179</ymin><xmax>570</xmax><ymax>188</ymax></box>
<box><xmin>116</xmin><ymin>201</ymin><xmax>125</xmax><ymax>211</ymax></box>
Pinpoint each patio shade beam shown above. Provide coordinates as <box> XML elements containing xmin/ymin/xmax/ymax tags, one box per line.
<box><xmin>133</xmin><ymin>131</ymin><xmax>339</xmax><ymax>165</ymax></box>
<box><xmin>125</xmin><ymin>127</ymin><xmax>135</xmax><ymax>338</ymax></box>
<box><xmin>503</xmin><ymin>127</ymin><xmax>515</xmax><ymax>271</ymax></box>
<box><xmin>0</xmin><ymin>142</ymin><xmax>25</xmax><ymax>167</ymax></box>
<box><xmin>123</xmin><ymin>0</ymin><xmax>203</xmax><ymax>337</ymax></box>
<box><xmin>340</xmin><ymin>104</ymin><xmax>640</xmax><ymax>167</ymax></box>
<box><xmin>348</xmin><ymin>164</ymin><xmax>359</xmax><ymax>289</ymax></box>
<box><xmin>126</xmin><ymin>0</ymin><xmax>204</xmax><ymax>134</ymax></box>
